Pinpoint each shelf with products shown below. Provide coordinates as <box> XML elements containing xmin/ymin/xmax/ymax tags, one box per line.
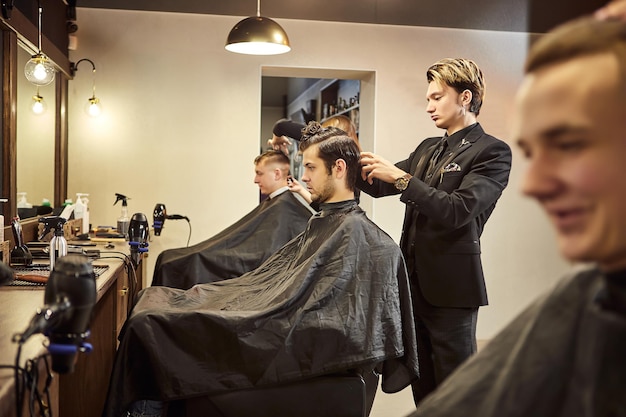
<box><xmin>319</xmin><ymin>79</ymin><xmax>360</xmax><ymax>130</ymax></box>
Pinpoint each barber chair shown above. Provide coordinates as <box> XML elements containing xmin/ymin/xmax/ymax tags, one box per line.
<box><xmin>167</xmin><ymin>367</ymin><xmax>380</xmax><ymax>417</ymax></box>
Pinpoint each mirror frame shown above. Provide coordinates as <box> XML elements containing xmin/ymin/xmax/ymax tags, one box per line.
<box><xmin>0</xmin><ymin>3</ymin><xmax>69</xmax><ymax>226</ymax></box>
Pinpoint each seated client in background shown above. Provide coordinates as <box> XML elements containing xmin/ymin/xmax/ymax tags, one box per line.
<box><xmin>151</xmin><ymin>150</ymin><xmax>315</xmax><ymax>289</ymax></box>
<box><xmin>103</xmin><ymin>122</ymin><xmax>419</xmax><ymax>417</ymax></box>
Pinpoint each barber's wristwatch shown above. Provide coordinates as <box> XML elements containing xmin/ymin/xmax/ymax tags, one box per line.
<box><xmin>394</xmin><ymin>173</ymin><xmax>412</xmax><ymax>191</ymax></box>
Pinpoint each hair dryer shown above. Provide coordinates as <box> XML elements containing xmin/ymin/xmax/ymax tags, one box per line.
<box><xmin>152</xmin><ymin>203</ymin><xmax>189</xmax><ymax>236</ymax></box>
<box><xmin>15</xmin><ymin>254</ymin><xmax>96</xmax><ymax>374</ymax></box>
<box><xmin>153</xmin><ymin>203</ymin><xmax>166</xmax><ymax>236</ymax></box>
<box><xmin>128</xmin><ymin>213</ymin><xmax>149</xmax><ymax>268</ymax></box>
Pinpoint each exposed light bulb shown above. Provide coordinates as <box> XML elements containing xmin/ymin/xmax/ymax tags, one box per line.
<box><xmin>31</xmin><ymin>93</ymin><xmax>46</xmax><ymax>115</ymax></box>
<box><xmin>34</xmin><ymin>63</ymin><xmax>47</xmax><ymax>79</ymax></box>
<box><xmin>85</xmin><ymin>96</ymin><xmax>102</xmax><ymax>117</ymax></box>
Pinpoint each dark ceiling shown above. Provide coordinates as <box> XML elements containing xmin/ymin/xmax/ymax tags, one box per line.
<box><xmin>76</xmin><ymin>0</ymin><xmax>605</xmax><ymax>34</ymax></box>
<box><xmin>74</xmin><ymin>0</ymin><xmax>607</xmax><ymax>108</ymax></box>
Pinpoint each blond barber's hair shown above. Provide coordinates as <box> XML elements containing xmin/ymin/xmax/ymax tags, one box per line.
<box><xmin>525</xmin><ymin>16</ymin><xmax>626</xmax><ymax>85</ymax></box>
<box><xmin>427</xmin><ymin>58</ymin><xmax>485</xmax><ymax>116</ymax></box>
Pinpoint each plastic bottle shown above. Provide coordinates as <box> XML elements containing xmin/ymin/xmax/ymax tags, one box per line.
<box><xmin>74</xmin><ymin>193</ymin><xmax>90</xmax><ymax>234</ymax></box>
<box><xmin>74</xmin><ymin>194</ymin><xmax>85</xmax><ymax>220</ymax></box>
<box><xmin>16</xmin><ymin>192</ymin><xmax>32</xmax><ymax>208</ymax></box>
<box><xmin>82</xmin><ymin>196</ymin><xmax>90</xmax><ymax>235</ymax></box>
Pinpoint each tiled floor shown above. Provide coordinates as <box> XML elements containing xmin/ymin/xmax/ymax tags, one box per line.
<box><xmin>369</xmin><ymin>339</ymin><xmax>490</xmax><ymax>417</ymax></box>
<box><xmin>370</xmin><ymin>386</ymin><xmax>415</xmax><ymax>417</ymax></box>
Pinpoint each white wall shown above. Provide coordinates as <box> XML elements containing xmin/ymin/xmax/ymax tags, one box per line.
<box><xmin>68</xmin><ymin>8</ymin><xmax>569</xmax><ymax>339</ymax></box>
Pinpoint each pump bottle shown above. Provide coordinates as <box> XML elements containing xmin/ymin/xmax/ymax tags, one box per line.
<box><xmin>16</xmin><ymin>192</ymin><xmax>32</xmax><ymax>208</ymax></box>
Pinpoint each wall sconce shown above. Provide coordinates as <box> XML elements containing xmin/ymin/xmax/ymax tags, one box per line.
<box><xmin>71</xmin><ymin>58</ymin><xmax>102</xmax><ymax>117</ymax></box>
<box><xmin>225</xmin><ymin>0</ymin><xmax>291</xmax><ymax>55</ymax></box>
<box><xmin>31</xmin><ymin>87</ymin><xmax>46</xmax><ymax>115</ymax></box>
<box><xmin>24</xmin><ymin>1</ymin><xmax>56</xmax><ymax>86</ymax></box>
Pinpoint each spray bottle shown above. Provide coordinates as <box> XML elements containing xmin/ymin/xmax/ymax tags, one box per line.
<box><xmin>114</xmin><ymin>193</ymin><xmax>130</xmax><ymax>239</ymax></box>
<box><xmin>38</xmin><ymin>216</ymin><xmax>68</xmax><ymax>270</ymax></box>
<box><xmin>74</xmin><ymin>193</ymin><xmax>90</xmax><ymax>234</ymax></box>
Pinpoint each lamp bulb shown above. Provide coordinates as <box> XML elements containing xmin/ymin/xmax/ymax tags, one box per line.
<box><xmin>31</xmin><ymin>94</ymin><xmax>46</xmax><ymax>115</ymax></box>
<box><xmin>24</xmin><ymin>54</ymin><xmax>56</xmax><ymax>86</ymax></box>
<box><xmin>85</xmin><ymin>96</ymin><xmax>102</xmax><ymax>117</ymax></box>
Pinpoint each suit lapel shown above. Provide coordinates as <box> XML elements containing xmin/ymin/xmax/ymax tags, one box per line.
<box><xmin>426</xmin><ymin>125</ymin><xmax>483</xmax><ymax>186</ymax></box>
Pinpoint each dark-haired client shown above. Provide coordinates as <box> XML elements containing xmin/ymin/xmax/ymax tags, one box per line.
<box><xmin>103</xmin><ymin>122</ymin><xmax>419</xmax><ymax>417</ymax></box>
<box><xmin>408</xmin><ymin>14</ymin><xmax>626</xmax><ymax>417</ymax></box>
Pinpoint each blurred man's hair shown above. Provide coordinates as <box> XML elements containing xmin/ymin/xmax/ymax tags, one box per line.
<box><xmin>525</xmin><ymin>16</ymin><xmax>626</xmax><ymax>83</ymax></box>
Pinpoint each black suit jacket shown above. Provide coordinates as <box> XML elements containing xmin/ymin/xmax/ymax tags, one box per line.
<box><xmin>359</xmin><ymin>124</ymin><xmax>512</xmax><ymax>308</ymax></box>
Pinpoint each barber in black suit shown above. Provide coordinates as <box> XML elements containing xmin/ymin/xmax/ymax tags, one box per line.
<box><xmin>358</xmin><ymin>58</ymin><xmax>512</xmax><ymax>407</ymax></box>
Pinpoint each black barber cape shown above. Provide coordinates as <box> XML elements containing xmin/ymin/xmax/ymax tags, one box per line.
<box><xmin>103</xmin><ymin>200</ymin><xmax>418</xmax><ymax>417</ymax></box>
<box><xmin>409</xmin><ymin>267</ymin><xmax>626</xmax><ymax>417</ymax></box>
<box><xmin>152</xmin><ymin>189</ymin><xmax>315</xmax><ymax>289</ymax></box>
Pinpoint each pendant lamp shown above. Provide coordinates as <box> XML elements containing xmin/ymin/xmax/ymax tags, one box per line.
<box><xmin>225</xmin><ymin>0</ymin><xmax>291</xmax><ymax>55</ymax></box>
<box><xmin>24</xmin><ymin>1</ymin><xmax>56</xmax><ymax>86</ymax></box>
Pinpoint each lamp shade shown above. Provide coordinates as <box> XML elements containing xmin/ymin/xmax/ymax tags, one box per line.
<box><xmin>225</xmin><ymin>16</ymin><xmax>291</xmax><ymax>55</ymax></box>
<box><xmin>24</xmin><ymin>53</ymin><xmax>56</xmax><ymax>86</ymax></box>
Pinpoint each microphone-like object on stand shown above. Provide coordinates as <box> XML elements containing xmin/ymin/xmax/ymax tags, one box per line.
<box><xmin>14</xmin><ymin>254</ymin><xmax>96</xmax><ymax>374</ymax></box>
<box><xmin>128</xmin><ymin>213</ymin><xmax>149</xmax><ymax>268</ymax></box>
<box><xmin>153</xmin><ymin>203</ymin><xmax>166</xmax><ymax>236</ymax></box>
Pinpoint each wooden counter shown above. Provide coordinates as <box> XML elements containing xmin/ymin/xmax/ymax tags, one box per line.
<box><xmin>0</xmin><ymin>243</ymin><xmax>144</xmax><ymax>417</ymax></box>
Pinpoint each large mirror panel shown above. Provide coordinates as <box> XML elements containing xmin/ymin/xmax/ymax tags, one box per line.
<box><xmin>16</xmin><ymin>42</ymin><xmax>55</xmax><ymax>217</ymax></box>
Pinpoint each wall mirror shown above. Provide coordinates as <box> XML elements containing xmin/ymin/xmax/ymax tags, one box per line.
<box><xmin>16</xmin><ymin>41</ymin><xmax>56</xmax><ymax>218</ymax></box>
<box><xmin>0</xmin><ymin>2</ymin><xmax>70</xmax><ymax>228</ymax></box>
<box><xmin>260</xmin><ymin>67</ymin><xmax>375</xmax><ymax>212</ymax></box>
<box><xmin>261</xmin><ymin>76</ymin><xmax>361</xmax><ymax>182</ymax></box>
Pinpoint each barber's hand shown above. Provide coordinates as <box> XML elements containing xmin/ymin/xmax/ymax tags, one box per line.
<box><xmin>287</xmin><ymin>176</ymin><xmax>312</xmax><ymax>203</ymax></box>
<box><xmin>595</xmin><ymin>0</ymin><xmax>626</xmax><ymax>20</ymax></box>
<box><xmin>268</xmin><ymin>134</ymin><xmax>292</xmax><ymax>156</ymax></box>
<box><xmin>360</xmin><ymin>151</ymin><xmax>407</xmax><ymax>185</ymax></box>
